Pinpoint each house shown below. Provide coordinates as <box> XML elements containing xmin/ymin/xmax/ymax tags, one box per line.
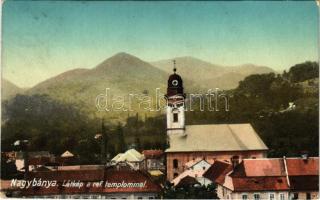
<box><xmin>15</xmin><ymin>166</ymin><xmax>161</xmax><ymax>199</ymax></box>
<box><xmin>14</xmin><ymin>151</ymin><xmax>53</xmax><ymax>172</ymax></box>
<box><xmin>142</xmin><ymin>150</ymin><xmax>165</xmax><ymax>171</ymax></box>
<box><xmin>286</xmin><ymin>157</ymin><xmax>319</xmax><ymax>199</ymax></box>
<box><xmin>111</xmin><ymin>149</ymin><xmax>145</xmax><ymax>170</ymax></box>
<box><xmin>164</xmin><ymin>65</ymin><xmax>268</xmax><ymax>181</ymax></box>
<box><xmin>204</xmin><ymin>157</ymin><xmax>319</xmax><ymax>200</ymax></box>
<box><xmin>172</xmin><ymin>159</ymin><xmax>212</xmax><ymax>186</ymax></box>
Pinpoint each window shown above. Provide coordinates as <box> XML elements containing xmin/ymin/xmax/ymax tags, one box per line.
<box><xmin>173</xmin><ymin>113</ymin><xmax>178</xmax><ymax>122</ymax></box>
<box><xmin>306</xmin><ymin>193</ymin><xmax>311</xmax><ymax>200</ymax></box>
<box><xmin>149</xmin><ymin>197</ymin><xmax>154</xmax><ymax>199</ymax></box>
<box><xmin>279</xmin><ymin>193</ymin><xmax>285</xmax><ymax>200</ymax></box>
<box><xmin>137</xmin><ymin>197</ymin><xmax>142</xmax><ymax>200</ymax></box>
<box><xmin>173</xmin><ymin>159</ymin><xmax>178</xmax><ymax>168</ymax></box>
<box><xmin>242</xmin><ymin>194</ymin><xmax>248</xmax><ymax>200</ymax></box>
<box><xmin>253</xmin><ymin>193</ymin><xmax>260</xmax><ymax>200</ymax></box>
<box><xmin>269</xmin><ymin>193</ymin><xmax>275</xmax><ymax>200</ymax></box>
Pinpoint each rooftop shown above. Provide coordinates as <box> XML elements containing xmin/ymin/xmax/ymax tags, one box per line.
<box><xmin>166</xmin><ymin>123</ymin><xmax>268</xmax><ymax>152</ymax></box>
<box><xmin>111</xmin><ymin>149</ymin><xmax>144</xmax><ymax>162</ymax></box>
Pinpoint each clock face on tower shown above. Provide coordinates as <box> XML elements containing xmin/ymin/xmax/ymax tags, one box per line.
<box><xmin>172</xmin><ymin>80</ymin><xmax>178</xmax><ymax>86</ymax></box>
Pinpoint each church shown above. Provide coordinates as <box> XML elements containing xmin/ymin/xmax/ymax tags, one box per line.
<box><xmin>165</xmin><ymin>63</ymin><xmax>269</xmax><ymax>181</ymax></box>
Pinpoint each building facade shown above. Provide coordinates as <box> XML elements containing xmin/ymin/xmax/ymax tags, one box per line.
<box><xmin>204</xmin><ymin>157</ymin><xmax>319</xmax><ymax>200</ymax></box>
<box><xmin>164</xmin><ymin>65</ymin><xmax>268</xmax><ymax>181</ymax></box>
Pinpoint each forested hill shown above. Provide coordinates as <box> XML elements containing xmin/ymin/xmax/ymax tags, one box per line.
<box><xmin>1</xmin><ymin>61</ymin><xmax>318</xmax><ymax>164</ymax></box>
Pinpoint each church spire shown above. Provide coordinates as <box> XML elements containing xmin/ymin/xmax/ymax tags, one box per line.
<box><xmin>173</xmin><ymin>60</ymin><xmax>177</xmax><ymax>73</ymax></box>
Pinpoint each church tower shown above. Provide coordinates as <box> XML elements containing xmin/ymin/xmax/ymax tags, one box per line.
<box><xmin>165</xmin><ymin>60</ymin><xmax>186</xmax><ymax>136</ymax></box>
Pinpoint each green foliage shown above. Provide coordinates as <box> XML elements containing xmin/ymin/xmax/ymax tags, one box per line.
<box><xmin>163</xmin><ymin>181</ymin><xmax>219</xmax><ymax>199</ymax></box>
<box><xmin>116</xmin><ymin>123</ymin><xmax>126</xmax><ymax>152</ymax></box>
<box><xmin>186</xmin><ymin>62</ymin><xmax>318</xmax><ymax>157</ymax></box>
<box><xmin>1</xmin><ymin>60</ymin><xmax>318</xmax><ymax>164</ymax></box>
<box><xmin>1</xmin><ymin>158</ymin><xmax>17</xmax><ymax>179</ymax></box>
<box><xmin>1</xmin><ymin>94</ymin><xmax>101</xmax><ymax>163</ymax></box>
<box><xmin>287</xmin><ymin>61</ymin><xmax>318</xmax><ymax>83</ymax></box>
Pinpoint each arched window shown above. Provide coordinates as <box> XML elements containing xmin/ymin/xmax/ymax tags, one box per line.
<box><xmin>173</xmin><ymin>159</ymin><xmax>178</xmax><ymax>168</ymax></box>
<box><xmin>173</xmin><ymin>113</ymin><xmax>178</xmax><ymax>122</ymax></box>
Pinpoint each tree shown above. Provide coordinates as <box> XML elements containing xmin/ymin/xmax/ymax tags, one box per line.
<box><xmin>163</xmin><ymin>181</ymin><xmax>219</xmax><ymax>199</ymax></box>
<box><xmin>116</xmin><ymin>123</ymin><xmax>126</xmax><ymax>152</ymax></box>
<box><xmin>288</xmin><ymin>61</ymin><xmax>319</xmax><ymax>83</ymax></box>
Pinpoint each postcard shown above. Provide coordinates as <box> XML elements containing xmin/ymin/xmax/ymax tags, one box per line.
<box><xmin>1</xmin><ymin>1</ymin><xmax>319</xmax><ymax>199</ymax></box>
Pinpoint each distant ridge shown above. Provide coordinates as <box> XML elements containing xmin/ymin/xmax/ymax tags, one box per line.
<box><xmin>1</xmin><ymin>79</ymin><xmax>24</xmax><ymax>100</ymax></box>
<box><xmin>4</xmin><ymin>52</ymin><xmax>276</xmax><ymax>121</ymax></box>
<box><xmin>151</xmin><ymin>57</ymin><xmax>275</xmax><ymax>89</ymax></box>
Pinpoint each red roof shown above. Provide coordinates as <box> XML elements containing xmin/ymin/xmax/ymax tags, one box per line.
<box><xmin>286</xmin><ymin>157</ymin><xmax>319</xmax><ymax>176</ymax></box>
<box><xmin>286</xmin><ymin>157</ymin><xmax>319</xmax><ymax>191</ymax></box>
<box><xmin>232</xmin><ymin>177</ymin><xmax>289</xmax><ymax>192</ymax></box>
<box><xmin>22</xmin><ymin>168</ymin><xmax>161</xmax><ymax>196</ymax></box>
<box><xmin>229</xmin><ymin>157</ymin><xmax>319</xmax><ymax>192</ymax></box>
<box><xmin>203</xmin><ymin>160</ymin><xmax>232</xmax><ymax>185</ymax></box>
<box><xmin>242</xmin><ymin>159</ymin><xmax>286</xmax><ymax>177</ymax></box>
<box><xmin>142</xmin><ymin>150</ymin><xmax>163</xmax><ymax>159</ymax></box>
<box><xmin>176</xmin><ymin>176</ymin><xmax>200</xmax><ymax>188</ymax></box>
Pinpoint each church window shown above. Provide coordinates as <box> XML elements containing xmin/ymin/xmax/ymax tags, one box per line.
<box><xmin>173</xmin><ymin>159</ymin><xmax>178</xmax><ymax>168</ymax></box>
<box><xmin>173</xmin><ymin>113</ymin><xmax>178</xmax><ymax>122</ymax></box>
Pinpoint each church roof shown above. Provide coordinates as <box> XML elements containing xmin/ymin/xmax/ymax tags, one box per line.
<box><xmin>166</xmin><ymin>123</ymin><xmax>268</xmax><ymax>152</ymax></box>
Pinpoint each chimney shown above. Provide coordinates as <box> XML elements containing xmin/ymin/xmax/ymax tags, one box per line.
<box><xmin>301</xmin><ymin>151</ymin><xmax>309</xmax><ymax>162</ymax></box>
<box><xmin>231</xmin><ymin>156</ymin><xmax>240</xmax><ymax>169</ymax></box>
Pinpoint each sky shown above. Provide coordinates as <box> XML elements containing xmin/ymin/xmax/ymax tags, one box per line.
<box><xmin>1</xmin><ymin>1</ymin><xmax>319</xmax><ymax>87</ymax></box>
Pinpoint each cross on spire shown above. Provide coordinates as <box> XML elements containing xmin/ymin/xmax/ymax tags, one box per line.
<box><xmin>173</xmin><ymin>60</ymin><xmax>177</xmax><ymax>73</ymax></box>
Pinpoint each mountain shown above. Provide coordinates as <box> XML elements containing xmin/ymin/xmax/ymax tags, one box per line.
<box><xmin>15</xmin><ymin>52</ymin><xmax>275</xmax><ymax>122</ymax></box>
<box><xmin>151</xmin><ymin>57</ymin><xmax>275</xmax><ymax>89</ymax></box>
<box><xmin>27</xmin><ymin>53</ymin><xmax>174</xmax><ymax>121</ymax></box>
<box><xmin>1</xmin><ymin>79</ymin><xmax>24</xmax><ymax>100</ymax></box>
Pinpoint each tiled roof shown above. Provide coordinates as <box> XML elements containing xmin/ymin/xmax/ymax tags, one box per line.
<box><xmin>223</xmin><ymin>157</ymin><xmax>319</xmax><ymax>192</ymax></box>
<box><xmin>176</xmin><ymin>176</ymin><xmax>200</xmax><ymax>188</ymax></box>
<box><xmin>172</xmin><ymin>169</ymin><xmax>207</xmax><ymax>186</ymax></box>
<box><xmin>203</xmin><ymin>160</ymin><xmax>232</xmax><ymax>185</ymax></box>
<box><xmin>242</xmin><ymin>159</ymin><xmax>286</xmax><ymax>177</ymax></box>
<box><xmin>286</xmin><ymin>157</ymin><xmax>319</xmax><ymax>191</ymax></box>
<box><xmin>166</xmin><ymin>124</ymin><xmax>268</xmax><ymax>152</ymax></box>
<box><xmin>286</xmin><ymin>157</ymin><xmax>318</xmax><ymax>176</ymax></box>
<box><xmin>142</xmin><ymin>150</ymin><xmax>164</xmax><ymax>159</ymax></box>
<box><xmin>232</xmin><ymin>177</ymin><xmax>289</xmax><ymax>192</ymax></box>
